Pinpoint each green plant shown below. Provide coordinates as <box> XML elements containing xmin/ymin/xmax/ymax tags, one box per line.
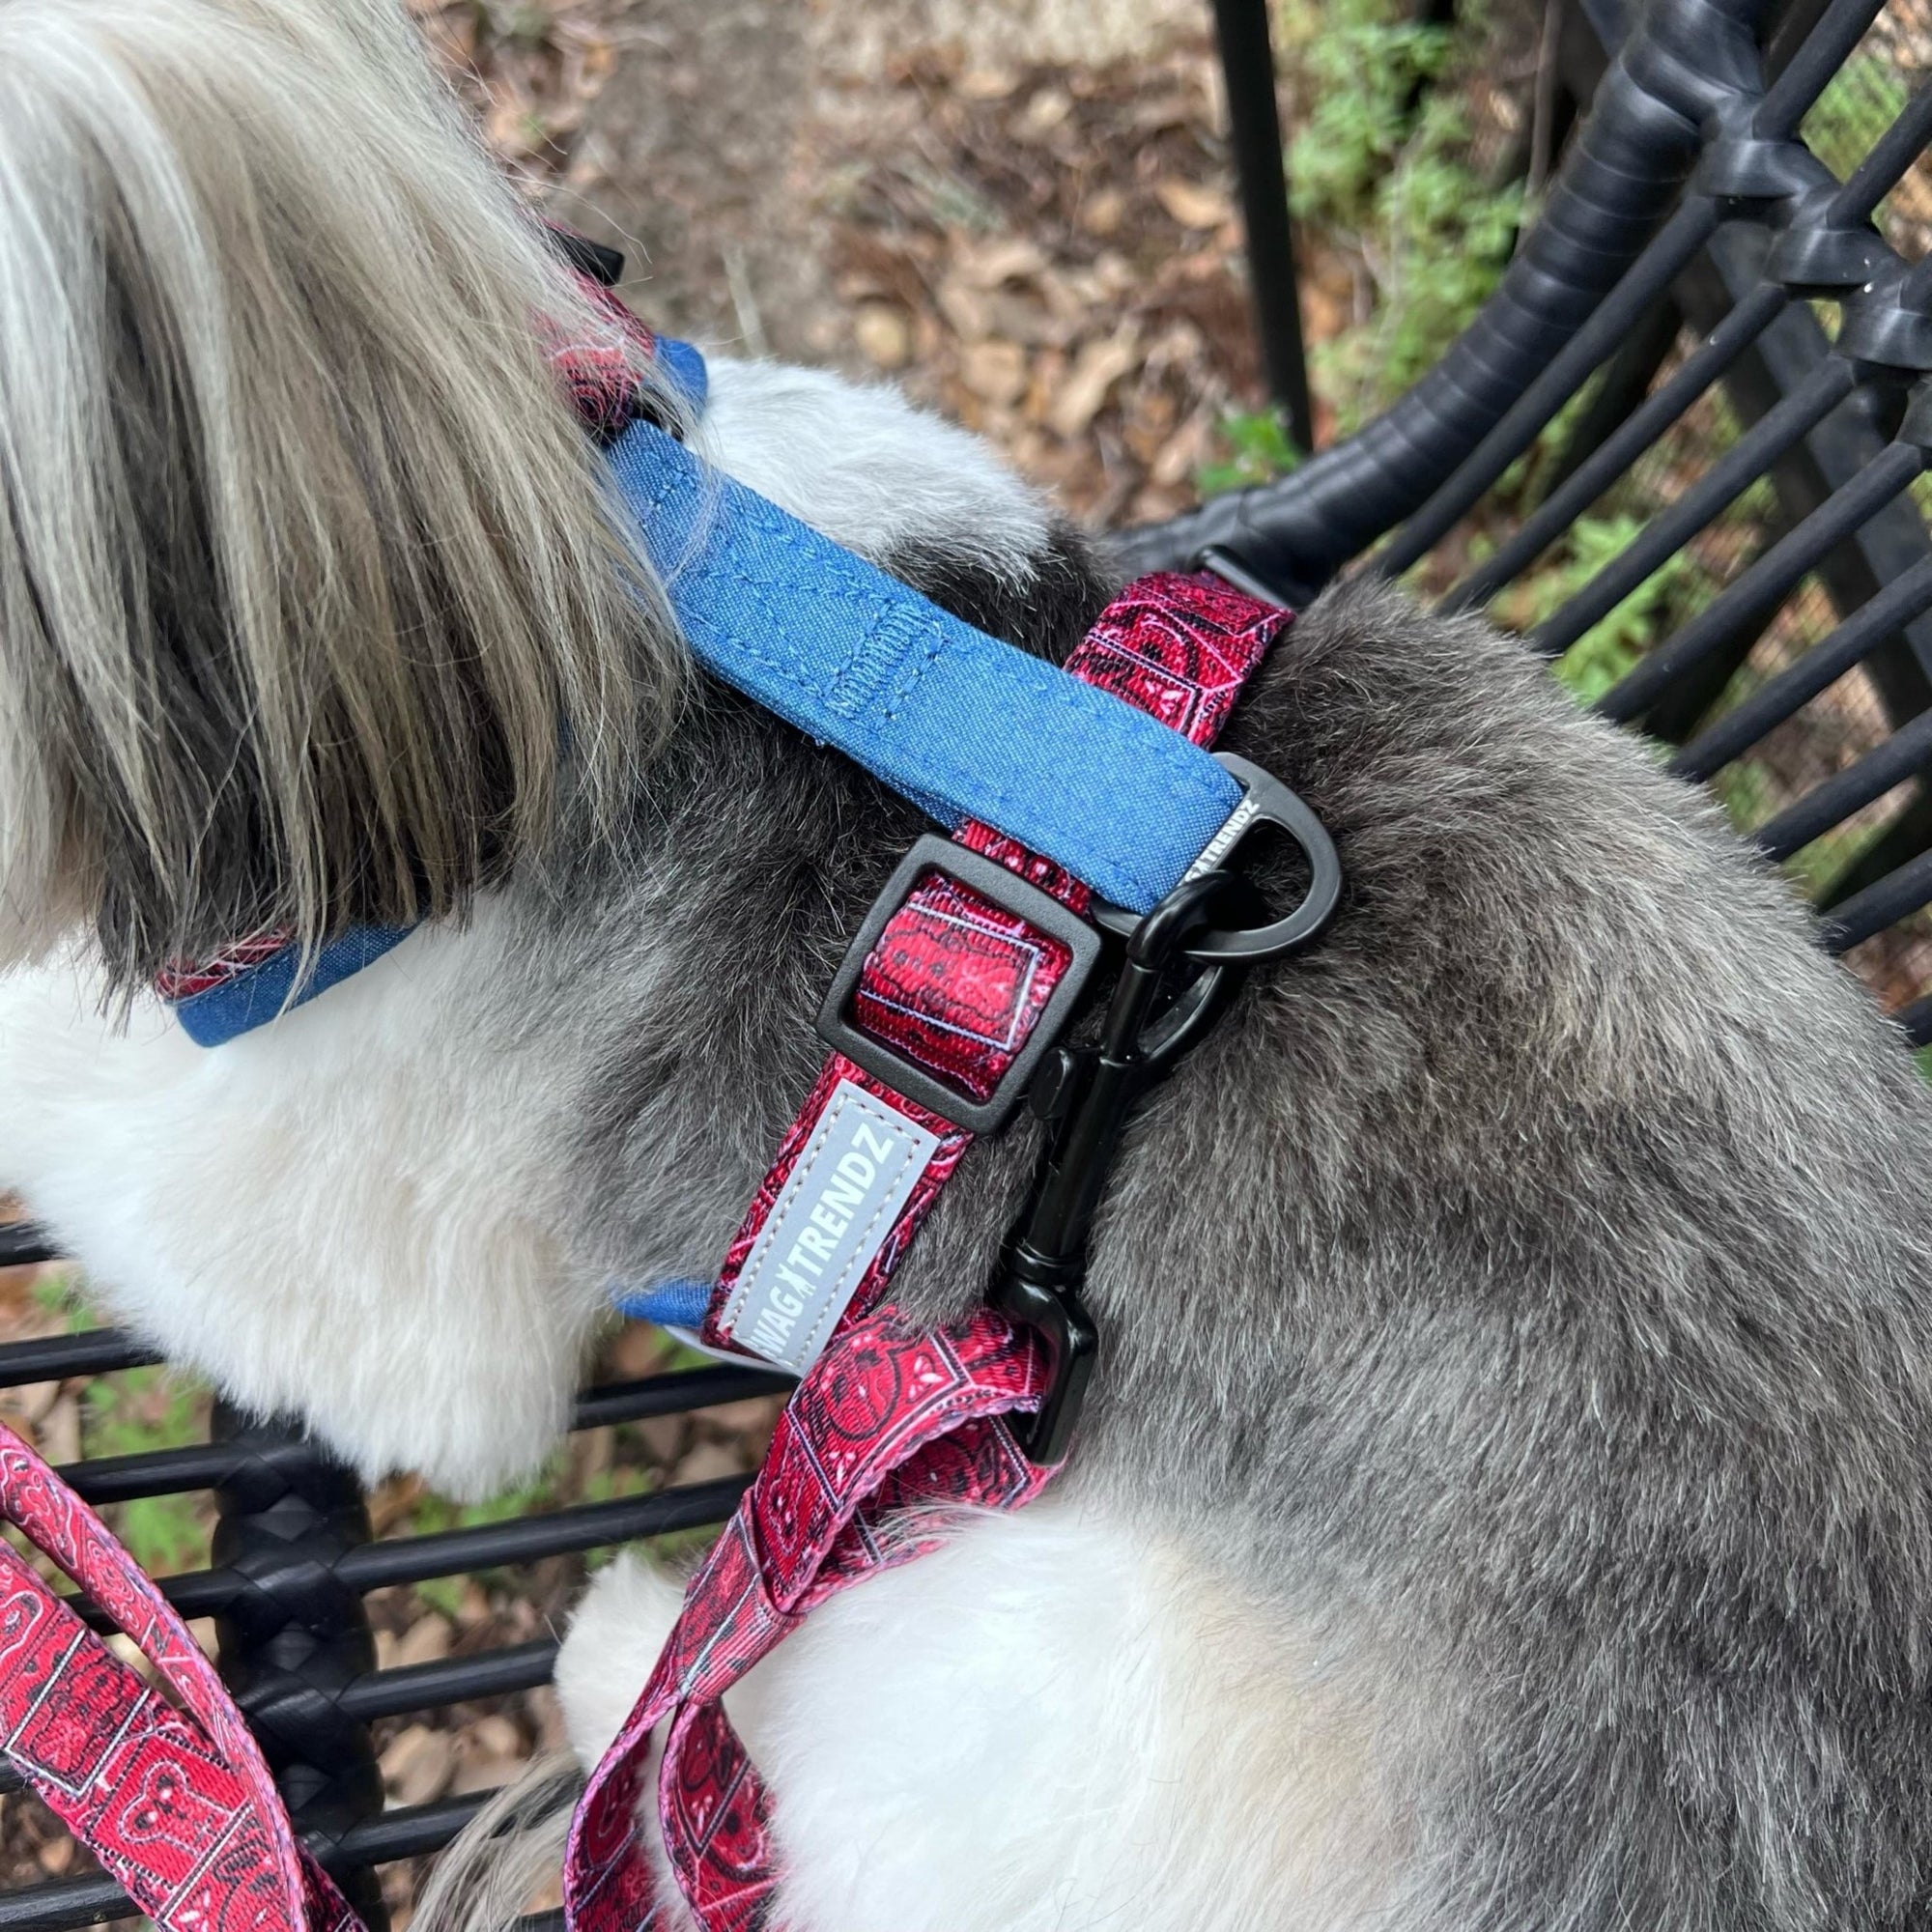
<box><xmin>1802</xmin><ymin>52</ymin><xmax>1912</xmax><ymax>193</ymax></box>
<box><xmin>1487</xmin><ymin>512</ymin><xmax>1694</xmax><ymax>705</ymax></box>
<box><xmin>1282</xmin><ymin>1</ymin><xmax>1454</xmax><ymax>232</ymax></box>
<box><xmin>1195</xmin><ymin>407</ymin><xmax>1302</xmax><ymax>496</ymax></box>
<box><xmin>1281</xmin><ymin>0</ymin><xmax>1521</xmax><ymax>431</ymax></box>
<box><xmin>83</xmin><ymin>1368</ymin><xmax>210</xmax><ymax>1574</ymax></box>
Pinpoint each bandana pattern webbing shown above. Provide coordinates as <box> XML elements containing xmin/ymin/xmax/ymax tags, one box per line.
<box><xmin>0</xmin><ymin>1423</ymin><xmax>365</xmax><ymax>1932</ymax></box>
<box><xmin>584</xmin><ymin>570</ymin><xmax>1292</xmax><ymax>1931</ymax></box>
<box><xmin>706</xmin><ymin>571</ymin><xmax>1292</xmax><ymax>1363</ymax></box>
<box><xmin>566</xmin><ymin>1309</ymin><xmax>1053</xmax><ymax>1932</ymax></box>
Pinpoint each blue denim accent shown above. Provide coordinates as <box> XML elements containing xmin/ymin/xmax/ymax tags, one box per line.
<box><xmin>604</xmin><ymin>422</ymin><xmax>1243</xmax><ymax>914</ymax></box>
<box><xmin>171</xmin><ymin>924</ymin><xmax>415</xmax><ymax>1047</ymax></box>
<box><xmin>611</xmin><ymin>1277</ymin><xmax>714</xmax><ymax>1329</ymax></box>
<box><xmin>656</xmin><ymin>338</ymin><xmax>709</xmax><ymax>416</ymax></box>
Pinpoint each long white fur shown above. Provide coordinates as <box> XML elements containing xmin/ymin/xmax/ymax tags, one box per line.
<box><xmin>557</xmin><ymin>1497</ymin><xmax>1409</xmax><ymax>1932</ymax></box>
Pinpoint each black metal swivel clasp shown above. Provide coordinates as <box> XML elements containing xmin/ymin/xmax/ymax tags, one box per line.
<box><xmin>994</xmin><ymin>743</ymin><xmax>1342</xmax><ymax>1463</ymax></box>
<box><xmin>991</xmin><ymin>869</ymin><xmax>1266</xmax><ymax>1464</ymax></box>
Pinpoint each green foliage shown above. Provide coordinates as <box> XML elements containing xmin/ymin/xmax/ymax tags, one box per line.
<box><xmin>1485</xmin><ymin>513</ymin><xmax>1693</xmax><ymax>706</ymax></box>
<box><xmin>1284</xmin><ymin>5</ymin><xmax>1454</xmax><ymax>231</ymax></box>
<box><xmin>1361</xmin><ymin>102</ymin><xmax>1523</xmax><ymax>406</ymax></box>
<box><xmin>83</xmin><ymin>1368</ymin><xmax>210</xmax><ymax>1575</ymax></box>
<box><xmin>480</xmin><ymin>0</ymin><xmax>554</xmax><ymax>50</ymax></box>
<box><xmin>1195</xmin><ymin>408</ymin><xmax>1303</xmax><ymax>496</ymax></box>
<box><xmin>1802</xmin><ymin>52</ymin><xmax>1912</xmax><ymax>190</ymax></box>
<box><xmin>1281</xmin><ymin>0</ymin><xmax>1520</xmax><ymax>429</ymax></box>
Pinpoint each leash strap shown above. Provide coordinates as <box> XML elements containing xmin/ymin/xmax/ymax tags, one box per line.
<box><xmin>583</xmin><ymin>571</ymin><xmax>1290</xmax><ymax>1931</ymax></box>
<box><xmin>0</xmin><ymin>1422</ymin><xmax>364</xmax><ymax>1932</ymax></box>
<box><xmin>565</xmin><ymin>1307</ymin><xmax>1053</xmax><ymax>1932</ymax></box>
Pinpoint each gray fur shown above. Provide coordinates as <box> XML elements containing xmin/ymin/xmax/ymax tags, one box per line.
<box><xmin>497</xmin><ymin>563</ymin><xmax>1932</xmax><ymax>1928</ymax></box>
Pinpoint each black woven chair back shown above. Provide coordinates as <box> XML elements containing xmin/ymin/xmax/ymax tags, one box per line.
<box><xmin>1134</xmin><ymin>0</ymin><xmax>1932</xmax><ymax>1040</ymax></box>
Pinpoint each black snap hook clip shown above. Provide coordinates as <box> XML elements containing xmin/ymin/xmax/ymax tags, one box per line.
<box><xmin>1094</xmin><ymin>752</ymin><xmax>1342</xmax><ymax>965</ymax></box>
<box><xmin>992</xmin><ymin>869</ymin><xmax>1264</xmax><ymax>1466</ymax></box>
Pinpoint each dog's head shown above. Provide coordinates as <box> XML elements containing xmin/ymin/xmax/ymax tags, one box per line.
<box><xmin>0</xmin><ymin>0</ymin><xmax>684</xmax><ymax>992</ymax></box>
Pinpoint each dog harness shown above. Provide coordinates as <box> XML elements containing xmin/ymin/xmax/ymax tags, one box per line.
<box><xmin>14</xmin><ymin>255</ymin><xmax>1339</xmax><ymax>1932</ymax></box>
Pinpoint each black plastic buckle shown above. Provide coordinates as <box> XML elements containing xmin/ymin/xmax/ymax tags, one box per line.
<box><xmin>815</xmin><ymin>833</ymin><xmax>1105</xmax><ymax>1134</ymax></box>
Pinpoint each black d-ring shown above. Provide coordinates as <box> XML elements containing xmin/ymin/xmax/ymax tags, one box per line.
<box><xmin>1094</xmin><ymin>752</ymin><xmax>1342</xmax><ymax>964</ymax></box>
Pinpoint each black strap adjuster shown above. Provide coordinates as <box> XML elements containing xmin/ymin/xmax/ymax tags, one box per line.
<box><xmin>815</xmin><ymin>834</ymin><xmax>1105</xmax><ymax>1134</ymax></box>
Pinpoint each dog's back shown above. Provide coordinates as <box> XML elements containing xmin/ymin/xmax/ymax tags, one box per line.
<box><xmin>544</xmin><ymin>570</ymin><xmax>1932</xmax><ymax>1926</ymax></box>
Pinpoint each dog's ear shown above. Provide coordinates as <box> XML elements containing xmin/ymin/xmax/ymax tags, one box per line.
<box><xmin>0</xmin><ymin>0</ymin><xmax>686</xmax><ymax>992</ymax></box>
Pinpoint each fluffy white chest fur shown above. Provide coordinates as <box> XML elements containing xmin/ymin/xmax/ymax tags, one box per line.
<box><xmin>560</xmin><ymin>1503</ymin><xmax>1403</xmax><ymax>1932</ymax></box>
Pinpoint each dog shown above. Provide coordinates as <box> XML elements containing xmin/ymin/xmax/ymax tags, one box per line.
<box><xmin>4</xmin><ymin>1</ymin><xmax>1932</xmax><ymax>1926</ymax></box>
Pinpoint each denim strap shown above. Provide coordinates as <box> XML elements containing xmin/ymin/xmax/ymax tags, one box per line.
<box><xmin>604</xmin><ymin>422</ymin><xmax>1244</xmax><ymax>916</ymax></box>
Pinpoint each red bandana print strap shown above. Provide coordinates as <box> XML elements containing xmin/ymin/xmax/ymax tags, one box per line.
<box><xmin>0</xmin><ymin>1423</ymin><xmax>364</xmax><ymax>1932</ymax></box>
<box><xmin>702</xmin><ymin>571</ymin><xmax>1290</xmax><ymax>1363</ymax></box>
<box><xmin>566</xmin><ymin>1309</ymin><xmax>1054</xmax><ymax>1932</ymax></box>
<box><xmin>576</xmin><ymin>571</ymin><xmax>1290</xmax><ymax>1932</ymax></box>
<box><xmin>543</xmin><ymin>272</ymin><xmax>661</xmax><ymax>446</ymax></box>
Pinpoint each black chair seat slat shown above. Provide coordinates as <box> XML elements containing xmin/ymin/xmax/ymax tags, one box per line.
<box><xmin>0</xmin><ymin>1226</ymin><xmax>59</xmax><ymax>1272</ymax></box>
<box><xmin>0</xmin><ymin>1871</ymin><xmax>131</xmax><ymax>1932</ymax></box>
<box><xmin>1600</xmin><ymin>438</ymin><xmax>1929</xmax><ymax>722</ymax></box>
<box><xmin>1446</xmin><ymin>281</ymin><xmax>1790</xmax><ymax>612</ymax></box>
<box><xmin>335</xmin><ymin>1636</ymin><xmax>559</xmax><ymax>1721</ymax></box>
<box><xmin>1551</xmin><ymin>357</ymin><xmax>1861</xmax><ymax>673</ymax></box>
<box><xmin>0</xmin><ymin>1799</ymin><xmax>501</xmax><ymax>1932</ymax></box>
<box><xmin>1671</xmin><ymin>554</ymin><xmax>1932</xmax><ymax>781</ymax></box>
<box><xmin>570</xmin><ymin>1364</ymin><xmax>793</xmax><ymax>1432</ymax></box>
<box><xmin>336</xmin><ymin>1475</ymin><xmax>751</xmax><ymax>1591</ymax></box>
<box><xmin>0</xmin><ymin>1329</ymin><xmax>161</xmax><ymax>1387</ymax></box>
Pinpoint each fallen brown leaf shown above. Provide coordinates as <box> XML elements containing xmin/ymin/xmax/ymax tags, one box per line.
<box><xmin>957</xmin><ymin>67</ymin><xmax>1019</xmax><ymax>99</ymax></box>
<box><xmin>962</xmin><ymin>340</ymin><xmax>1036</xmax><ymax>404</ymax></box>
<box><xmin>380</xmin><ymin>1725</ymin><xmax>454</xmax><ymax>1807</ymax></box>
<box><xmin>674</xmin><ymin>1440</ymin><xmax>748</xmax><ymax>1487</ymax></box>
<box><xmin>633</xmin><ymin>1411</ymin><xmax>687</xmax><ymax>1465</ymax></box>
<box><xmin>38</xmin><ymin>1393</ymin><xmax>78</xmax><ymax>1464</ymax></box>
<box><xmin>1155</xmin><ymin>179</ymin><xmax>1234</xmax><ymax>230</ymax></box>
<box><xmin>1047</xmin><ymin>328</ymin><xmax>1139</xmax><ymax>439</ymax></box>
<box><xmin>853</xmin><ymin>302</ymin><xmax>914</xmax><ymax>369</ymax></box>
<box><xmin>392</xmin><ymin>1613</ymin><xmax>454</xmax><ymax>1670</ymax></box>
<box><xmin>952</xmin><ymin>236</ymin><xmax>1049</xmax><ymax>290</ymax></box>
<box><xmin>1078</xmin><ymin>188</ymin><xmax>1127</xmax><ymax>237</ymax></box>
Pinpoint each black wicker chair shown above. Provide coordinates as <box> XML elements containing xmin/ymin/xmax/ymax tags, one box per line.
<box><xmin>3</xmin><ymin>0</ymin><xmax>1928</xmax><ymax>1918</ymax></box>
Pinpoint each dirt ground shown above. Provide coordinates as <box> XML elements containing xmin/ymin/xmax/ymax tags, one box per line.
<box><xmin>419</xmin><ymin>0</ymin><xmax>1293</xmax><ymax>522</ymax></box>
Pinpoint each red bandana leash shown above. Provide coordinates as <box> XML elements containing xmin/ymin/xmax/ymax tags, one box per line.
<box><xmin>567</xmin><ymin>572</ymin><xmax>1292</xmax><ymax>1931</ymax></box>
<box><xmin>0</xmin><ymin>1421</ymin><xmax>364</xmax><ymax>1932</ymax></box>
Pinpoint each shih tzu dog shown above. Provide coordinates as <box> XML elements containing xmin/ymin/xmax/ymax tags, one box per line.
<box><xmin>2</xmin><ymin>0</ymin><xmax>1932</xmax><ymax>1927</ymax></box>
